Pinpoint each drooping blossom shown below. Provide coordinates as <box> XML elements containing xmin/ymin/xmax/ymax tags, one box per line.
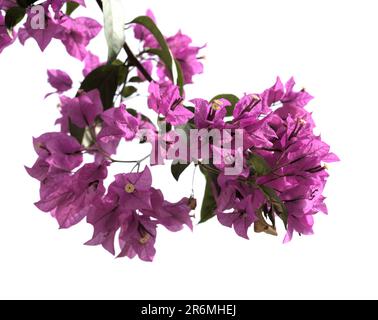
<box><xmin>118</xmin><ymin>212</ymin><xmax>157</xmax><ymax>261</ymax></box>
<box><xmin>86</xmin><ymin>167</ymin><xmax>193</xmax><ymax>261</ymax></box>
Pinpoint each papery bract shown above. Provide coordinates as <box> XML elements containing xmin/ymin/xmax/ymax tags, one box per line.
<box><xmin>82</xmin><ymin>50</ymin><xmax>101</xmax><ymax>76</ymax></box>
<box><xmin>148</xmin><ymin>82</ymin><xmax>193</xmax><ymax>126</ymax></box>
<box><xmin>0</xmin><ymin>0</ymin><xmax>17</xmax><ymax>10</ymax></box>
<box><xmin>35</xmin><ymin>162</ymin><xmax>107</xmax><ymax>229</ymax></box>
<box><xmin>108</xmin><ymin>166</ymin><xmax>152</xmax><ymax>210</ymax></box>
<box><xmin>18</xmin><ymin>6</ymin><xmax>62</xmax><ymax>51</ymax></box>
<box><xmin>47</xmin><ymin>69</ymin><xmax>73</xmax><ymax>95</ymax></box>
<box><xmin>59</xmin><ymin>89</ymin><xmax>102</xmax><ymax>129</ymax></box>
<box><xmin>58</xmin><ymin>15</ymin><xmax>102</xmax><ymax>60</ymax></box>
<box><xmin>118</xmin><ymin>212</ymin><xmax>157</xmax><ymax>262</ymax></box>
<box><xmin>31</xmin><ymin>132</ymin><xmax>83</xmax><ymax>171</ymax></box>
<box><xmin>159</xmin><ymin>31</ymin><xmax>204</xmax><ymax>84</ymax></box>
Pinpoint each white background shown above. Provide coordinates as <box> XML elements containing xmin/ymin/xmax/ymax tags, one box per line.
<box><xmin>0</xmin><ymin>0</ymin><xmax>377</xmax><ymax>299</ymax></box>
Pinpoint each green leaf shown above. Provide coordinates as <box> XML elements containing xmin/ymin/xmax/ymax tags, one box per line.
<box><xmin>69</xmin><ymin>119</ymin><xmax>85</xmax><ymax>145</ymax></box>
<box><xmin>121</xmin><ymin>86</ymin><xmax>137</xmax><ymax>98</ymax></box>
<box><xmin>103</xmin><ymin>0</ymin><xmax>126</xmax><ymax>61</ymax></box>
<box><xmin>16</xmin><ymin>0</ymin><xmax>37</xmax><ymax>8</ymax></box>
<box><xmin>80</xmin><ymin>64</ymin><xmax>121</xmax><ymax>110</ymax></box>
<box><xmin>175</xmin><ymin>58</ymin><xmax>185</xmax><ymax>95</ymax></box>
<box><xmin>132</xmin><ymin>16</ymin><xmax>172</xmax><ymax>66</ymax></box>
<box><xmin>199</xmin><ymin>165</ymin><xmax>219</xmax><ymax>223</ymax></box>
<box><xmin>111</xmin><ymin>59</ymin><xmax>128</xmax><ymax>85</ymax></box>
<box><xmin>210</xmin><ymin>94</ymin><xmax>239</xmax><ymax>117</ymax></box>
<box><xmin>200</xmin><ymin>177</ymin><xmax>217</xmax><ymax>223</ymax></box>
<box><xmin>126</xmin><ymin>108</ymin><xmax>152</xmax><ymax>124</ymax></box>
<box><xmin>132</xmin><ymin>16</ymin><xmax>183</xmax><ymax>90</ymax></box>
<box><xmin>248</xmin><ymin>153</ymin><xmax>271</xmax><ymax>176</ymax></box>
<box><xmin>259</xmin><ymin>185</ymin><xmax>288</xmax><ymax>228</ymax></box>
<box><xmin>5</xmin><ymin>7</ymin><xmax>25</xmax><ymax>30</ymax></box>
<box><xmin>66</xmin><ymin>2</ymin><xmax>80</xmax><ymax>16</ymax></box>
<box><xmin>129</xmin><ymin>76</ymin><xmax>143</xmax><ymax>83</ymax></box>
<box><xmin>171</xmin><ymin>162</ymin><xmax>191</xmax><ymax>181</ymax></box>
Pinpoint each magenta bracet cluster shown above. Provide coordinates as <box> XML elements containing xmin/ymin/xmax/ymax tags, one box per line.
<box><xmin>0</xmin><ymin>0</ymin><xmax>338</xmax><ymax>261</ymax></box>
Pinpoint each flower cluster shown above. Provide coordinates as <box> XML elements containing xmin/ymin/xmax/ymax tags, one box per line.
<box><xmin>0</xmin><ymin>2</ymin><xmax>337</xmax><ymax>261</ymax></box>
<box><xmin>203</xmin><ymin>78</ymin><xmax>339</xmax><ymax>241</ymax></box>
<box><xmin>1</xmin><ymin>0</ymin><xmax>100</xmax><ymax>62</ymax></box>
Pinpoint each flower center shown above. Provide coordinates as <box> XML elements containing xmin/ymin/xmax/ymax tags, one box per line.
<box><xmin>211</xmin><ymin>99</ymin><xmax>223</xmax><ymax>111</ymax></box>
<box><xmin>124</xmin><ymin>183</ymin><xmax>135</xmax><ymax>193</ymax></box>
<box><xmin>139</xmin><ymin>233</ymin><xmax>151</xmax><ymax>245</ymax></box>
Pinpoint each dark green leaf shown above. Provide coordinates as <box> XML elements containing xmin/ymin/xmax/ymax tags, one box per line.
<box><xmin>66</xmin><ymin>2</ymin><xmax>80</xmax><ymax>16</ymax></box>
<box><xmin>16</xmin><ymin>0</ymin><xmax>37</xmax><ymax>8</ymax></box>
<box><xmin>111</xmin><ymin>59</ymin><xmax>128</xmax><ymax>85</ymax></box>
<box><xmin>80</xmin><ymin>64</ymin><xmax>121</xmax><ymax>110</ymax></box>
<box><xmin>185</xmin><ymin>106</ymin><xmax>195</xmax><ymax>113</ymax></box>
<box><xmin>210</xmin><ymin>94</ymin><xmax>239</xmax><ymax>117</ymax></box>
<box><xmin>69</xmin><ymin>119</ymin><xmax>85</xmax><ymax>145</ymax></box>
<box><xmin>175</xmin><ymin>58</ymin><xmax>184</xmax><ymax>95</ymax></box>
<box><xmin>132</xmin><ymin>16</ymin><xmax>172</xmax><ymax>68</ymax></box>
<box><xmin>125</xmin><ymin>108</ymin><xmax>137</xmax><ymax>117</ymax></box>
<box><xmin>126</xmin><ymin>108</ymin><xmax>153</xmax><ymax>124</ymax></box>
<box><xmin>200</xmin><ymin>177</ymin><xmax>217</xmax><ymax>223</ymax></box>
<box><xmin>5</xmin><ymin>7</ymin><xmax>25</xmax><ymax>30</ymax></box>
<box><xmin>199</xmin><ymin>165</ymin><xmax>219</xmax><ymax>223</ymax></box>
<box><xmin>121</xmin><ymin>86</ymin><xmax>137</xmax><ymax>98</ymax></box>
<box><xmin>129</xmin><ymin>76</ymin><xmax>143</xmax><ymax>83</ymax></box>
<box><xmin>171</xmin><ymin>162</ymin><xmax>190</xmax><ymax>181</ymax></box>
<box><xmin>111</xmin><ymin>59</ymin><xmax>124</xmax><ymax>66</ymax></box>
<box><xmin>146</xmin><ymin>50</ymin><xmax>184</xmax><ymax>93</ymax></box>
<box><xmin>248</xmin><ymin>153</ymin><xmax>271</xmax><ymax>176</ymax></box>
<box><xmin>259</xmin><ymin>185</ymin><xmax>288</xmax><ymax>228</ymax></box>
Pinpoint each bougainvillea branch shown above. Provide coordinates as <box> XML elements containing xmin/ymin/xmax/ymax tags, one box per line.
<box><xmin>0</xmin><ymin>0</ymin><xmax>338</xmax><ymax>262</ymax></box>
